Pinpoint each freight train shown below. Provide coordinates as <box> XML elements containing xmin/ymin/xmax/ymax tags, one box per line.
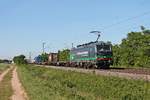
<box><xmin>34</xmin><ymin>41</ymin><xmax>113</xmax><ymax>69</ymax></box>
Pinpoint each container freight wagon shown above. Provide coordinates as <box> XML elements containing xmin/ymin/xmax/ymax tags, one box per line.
<box><xmin>70</xmin><ymin>41</ymin><xmax>113</xmax><ymax>68</ymax></box>
<box><xmin>34</xmin><ymin>55</ymin><xmax>42</xmax><ymax>64</ymax></box>
<box><xmin>48</xmin><ymin>53</ymin><xmax>58</xmax><ymax>65</ymax></box>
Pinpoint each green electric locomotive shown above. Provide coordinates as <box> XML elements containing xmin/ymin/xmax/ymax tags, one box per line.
<box><xmin>70</xmin><ymin>41</ymin><xmax>113</xmax><ymax>68</ymax></box>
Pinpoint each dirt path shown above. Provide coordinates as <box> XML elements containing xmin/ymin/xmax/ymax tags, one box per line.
<box><xmin>11</xmin><ymin>67</ymin><xmax>28</xmax><ymax>100</ymax></box>
<box><xmin>0</xmin><ymin>67</ymin><xmax>12</xmax><ymax>82</ymax></box>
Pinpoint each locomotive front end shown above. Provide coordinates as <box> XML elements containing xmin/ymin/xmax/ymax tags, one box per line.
<box><xmin>96</xmin><ymin>42</ymin><xmax>113</xmax><ymax>68</ymax></box>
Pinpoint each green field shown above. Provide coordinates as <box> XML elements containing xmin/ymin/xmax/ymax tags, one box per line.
<box><xmin>17</xmin><ymin>65</ymin><xmax>150</xmax><ymax>100</ymax></box>
<box><xmin>0</xmin><ymin>64</ymin><xmax>10</xmax><ymax>74</ymax></box>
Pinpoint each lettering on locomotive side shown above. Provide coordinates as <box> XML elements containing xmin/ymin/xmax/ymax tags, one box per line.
<box><xmin>76</xmin><ymin>51</ymin><xmax>88</xmax><ymax>55</ymax></box>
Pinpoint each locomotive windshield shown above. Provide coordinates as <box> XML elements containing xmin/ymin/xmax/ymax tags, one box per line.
<box><xmin>97</xmin><ymin>45</ymin><xmax>111</xmax><ymax>51</ymax></box>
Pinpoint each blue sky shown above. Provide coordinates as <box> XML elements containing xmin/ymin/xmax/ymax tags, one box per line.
<box><xmin>0</xmin><ymin>0</ymin><xmax>150</xmax><ymax>59</ymax></box>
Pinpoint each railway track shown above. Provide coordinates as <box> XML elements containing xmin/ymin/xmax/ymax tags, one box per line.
<box><xmin>36</xmin><ymin>65</ymin><xmax>150</xmax><ymax>82</ymax></box>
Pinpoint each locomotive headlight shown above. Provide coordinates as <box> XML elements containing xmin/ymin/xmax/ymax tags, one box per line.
<box><xmin>72</xmin><ymin>56</ymin><xmax>74</xmax><ymax>59</ymax></box>
<box><xmin>70</xmin><ymin>54</ymin><xmax>75</xmax><ymax>60</ymax></box>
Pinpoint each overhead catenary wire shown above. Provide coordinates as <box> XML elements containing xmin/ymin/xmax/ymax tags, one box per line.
<box><xmin>100</xmin><ymin>11</ymin><xmax>150</xmax><ymax>31</ymax></box>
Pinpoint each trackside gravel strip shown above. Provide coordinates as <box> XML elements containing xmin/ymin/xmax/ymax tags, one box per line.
<box><xmin>38</xmin><ymin>65</ymin><xmax>150</xmax><ymax>82</ymax></box>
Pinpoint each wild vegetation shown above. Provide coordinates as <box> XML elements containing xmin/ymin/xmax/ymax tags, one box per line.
<box><xmin>113</xmin><ymin>26</ymin><xmax>150</xmax><ymax>68</ymax></box>
<box><xmin>18</xmin><ymin>65</ymin><xmax>150</xmax><ymax>100</ymax></box>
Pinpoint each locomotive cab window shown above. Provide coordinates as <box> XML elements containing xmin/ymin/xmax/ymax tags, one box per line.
<box><xmin>97</xmin><ymin>45</ymin><xmax>111</xmax><ymax>51</ymax></box>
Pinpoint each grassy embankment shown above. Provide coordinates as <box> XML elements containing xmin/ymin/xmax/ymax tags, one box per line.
<box><xmin>0</xmin><ymin>64</ymin><xmax>10</xmax><ymax>74</ymax></box>
<box><xmin>18</xmin><ymin>65</ymin><xmax>150</xmax><ymax>100</ymax></box>
<box><xmin>0</xmin><ymin>67</ymin><xmax>13</xmax><ymax>100</ymax></box>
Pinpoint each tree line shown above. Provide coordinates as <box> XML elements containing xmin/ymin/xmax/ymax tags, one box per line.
<box><xmin>0</xmin><ymin>59</ymin><xmax>11</xmax><ymax>63</ymax></box>
<box><xmin>113</xmin><ymin>26</ymin><xmax>150</xmax><ymax>68</ymax></box>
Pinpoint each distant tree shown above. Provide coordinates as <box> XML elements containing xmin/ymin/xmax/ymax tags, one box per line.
<box><xmin>40</xmin><ymin>53</ymin><xmax>49</xmax><ymax>62</ymax></box>
<box><xmin>0</xmin><ymin>59</ymin><xmax>11</xmax><ymax>63</ymax></box>
<box><xmin>58</xmin><ymin>49</ymin><xmax>70</xmax><ymax>61</ymax></box>
<box><xmin>13</xmin><ymin>55</ymin><xmax>27</xmax><ymax>65</ymax></box>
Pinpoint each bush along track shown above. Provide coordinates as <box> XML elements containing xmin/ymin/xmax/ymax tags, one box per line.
<box><xmin>18</xmin><ymin>65</ymin><xmax>150</xmax><ymax>100</ymax></box>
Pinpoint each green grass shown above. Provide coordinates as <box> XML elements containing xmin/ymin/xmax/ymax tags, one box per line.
<box><xmin>0</xmin><ymin>64</ymin><xmax>10</xmax><ymax>74</ymax></box>
<box><xmin>18</xmin><ymin>65</ymin><xmax>150</xmax><ymax>100</ymax></box>
<box><xmin>0</xmin><ymin>68</ymin><xmax>13</xmax><ymax>100</ymax></box>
